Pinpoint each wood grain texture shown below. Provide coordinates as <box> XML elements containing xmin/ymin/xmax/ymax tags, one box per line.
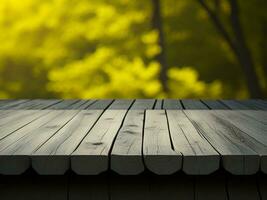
<box><xmin>143</xmin><ymin>110</ymin><xmax>182</xmax><ymax>175</ymax></box>
<box><xmin>0</xmin><ymin>110</ymin><xmax>51</xmax><ymax>140</ymax></box>
<box><xmin>0</xmin><ymin>100</ymin><xmax>30</xmax><ymax>109</ymax></box>
<box><xmin>131</xmin><ymin>99</ymin><xmax>155</xmax><ymax>109</ymax></box>
<box><xmin>201</xmin><ymin>100</ymin><xmax>228</xmax><ymax>110</ymax></box>
<box><xmin>1</xmin><ymin>99</ymin><xmax>62</xmax><ymax>110</ymax></box>
<box><xmin>32</xmin><ymin>110</ymin><xmax>103</xmax><ymax>175</ymax></box>
<box><xmin>86</xmin><ymin>99</ymin><xmax>113</xmax><ymax>109</ymax></box>
<box><xmin>181</xmin><ymin>99</ymin><xmax>208</xmax><ymax>109</ymax></box>
<box><xmin>71</xmin><ymin>110</ymin><xmax>127</xmax><ymax>175</ymax></box>
<box><xmin>111</xmin><ymin>110</ymin><xmax>145</xmax><ymax>175</ymax></box>
<box><xmin>154</xmin><ymin>99</ymin><xmax>163</xmax><ymax>109</ymax></box>
<box><xmin>108</xmin><ymin>99</ymin><xmax>134</xmax><ymax>109</ymax></box>
<box><xmin>167</xmin><ymin>110</ymin><xmax>219</xmax><ymax>175</ymax></box>
<box><xmin>213</xmin><ymin>110</ymin><xmax>267</xmax><ymax>173</ymax></box>
<box><xmin>0</xmin><ymin>110</ymin><xmax>80</xmax><ymax>175</ymax></box>
<box><xmin>220</xmin><ymin>100</ymin><xmax>250</xmax><ymax>109</ymax></box>
<box><xmin>184</xmin><ymin>110</ymin><xmax>260</xmax><ymax>175</ymax></box>
<box><xmin>163</xmin><ymin>99</ymin><xmax>182</xmax><ymax>109</ymax></box>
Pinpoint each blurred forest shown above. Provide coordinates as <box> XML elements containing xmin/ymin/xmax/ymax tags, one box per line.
<box><xmin>0</xmin><ymin>0</ymin><xmax>266</xmax><ymax>99</ymax></box>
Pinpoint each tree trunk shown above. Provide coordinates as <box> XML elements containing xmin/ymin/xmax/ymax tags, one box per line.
<box><xmin>228</xmin><ymin>0</ymin><xmax>263</xmax><ymax>98</ymax></box>
<box><xmin>198</xmin><ymin>0</ymin><xmax>263</xmax><ymax>98</ymax></box>
<box><xmin>151</xmin><ymin>0</ymin><xmax>168</xmax><ymax>92</ymax></box>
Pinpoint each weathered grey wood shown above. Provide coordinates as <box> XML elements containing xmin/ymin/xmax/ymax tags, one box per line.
<box><xmin>47</xmin><ymin>99</ymin><xmax>94</xmax><ymax>110</ymax></box>
<box><xmin>3</xmin><ymin>99</ymin><xmax>62</xmax><ymax>110</ymax></box>
<box><xmin>181</xmin><ymin>99</ymin><xmax>209</xmax><ymax>109</ymax></box>
<box><xmin>184</xmin><ymin>110</ymin><xmax>260</xmax><ymax>175</ymax></box>
<box><xmin>201</xmin><ymin>100</ymin><xmax>228</xmax><ymax>110</ymax></box>
<box><xmin>227</xmin><ymin>175</ymin><xmax>260</xmax><ymax>200</ymax></box>
<box><xmin>69</xmin><ymin>175</ymin><xmax>108</xmax><ymax>200</ymax></box>
<box><xmin>195</xmin><ymin>173</ymin><xmax>228</xmax><ymax>200</ymax></box>
<box><xmin>167</xmin><ymin>110</ymin><xmax>219</xmax><ymax>175</ymax></box>
<box><xmin>110</xmin><ymin>176</ymin><xmax>149</xmax><ymax>200</ymax></box>
<box><xmin>86</xmin><ymin>99</ymin><xmax>113</xmax><ymax>109</ymax></box>
<box><xmin>71</xmin><ymin>110</ymin><xmax>127</xmax><ymax>175</ymax></box>
<box><xmin>220</xmin><ymin>100</ymin><xmax>250</xmax><ymax>109</ymax></box>
<box><xmin>154</xmin><ymin>99</ymin><xmax>163</xmax><ymax>109</ymax></box>
<box><xmin>0</xmin><ymin>99</ymin><xmax>30</xmax><ymax>109</ymax></box>
<box><xmin>32</xmin><ymin>110</ymin><xmax>103</xmax><ymax>175</ymax></box>
<box><xmin>108</xmin><ymin>99</ymin><xmax>133</xmax><ymax>109</ymax></box>
<box><xmin>239</xmin><ymin>110</ymin><xmax>267</xmax><ymax>125</ymax></box>
<box><xmin>0</xmin><ymin>110</ymin><xmax>80</xmax><ymax>175</ymax></box>
<box><xmin>131</xmin><ymin>99</ymin><xmax>155</xmax><ymax>109</ymax></box>
<box><xmin>111</xmin><ymin>110</ymin><xmax>145</xmax><ymax>175</ymax></box>
<box><xmin>0</xmin><ymin>110</ymin><xmax>51</xmax><ymax>140</ymax></box>
<box><xmin>238</xmin><ymin>100</ymin><xmax>267</xmax><ymax>110</ymax></box>
<box><xmin>213</xmin><ymin>110</ymin><xmax>267</xmax><ymax>173</ymax></box>
<box><xmin>143</xmin><ymin>110</ymin><xmax>182</xmax><ymax>175</ymax></box>
<box><xmin>163</xmin><ymin>99</ymin><xmax>182</xmax><ymax>109</ymax></box>
<box><xmin>149</xmin><ymin>175</ymin><xmax>194</xmax><ymax>200</ymax></box>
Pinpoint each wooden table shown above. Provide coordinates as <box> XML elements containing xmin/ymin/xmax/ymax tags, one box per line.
<box><xmin>0</xmin><ymin>99</ymin><xmax>266</xmax><ymax>175</ymax></box>
<box><xmin>0</xmin><ymin>99</ymin><xmax>266</xmax><ymax>200</ymax></box>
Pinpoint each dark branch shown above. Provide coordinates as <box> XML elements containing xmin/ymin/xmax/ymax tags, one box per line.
<box><xmin>197</xmin><ymin>0</ymin><xmax>239</xmax><ymax>55</ymax></box>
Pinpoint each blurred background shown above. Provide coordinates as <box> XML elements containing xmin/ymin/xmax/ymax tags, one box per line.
<box><xmin>0</xmin><ymin>0</ymin><xmax>266</xmax><ymax>99</ymax></box>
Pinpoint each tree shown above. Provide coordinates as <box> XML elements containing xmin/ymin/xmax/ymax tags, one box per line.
<box><xmin>197</xmin><ymin>0</ymin><xmax>263</xmax><ymax>98</ymax></box>
<box><xmin>151</xmin><ymin>0</ymin><xmax>168</xmax><ymax>92</ymax></box>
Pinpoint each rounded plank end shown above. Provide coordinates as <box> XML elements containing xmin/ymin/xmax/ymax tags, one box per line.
<box><xmin>111</xmin><ymin>154</ymin><xmax>144</xmax><ymax>175</ymax></box>
<box><xmin>260</xmin><ymin>156</ymin><xmax>267</xmax><ymax>174</ymax></box>
<box><xmin>71</xmin><ymin>155</ymin><xmax>108</xmax><ymax>175</ymax></box>
<box><xmin>223</xmin><ymin>155</ymin><xmax>260</xmax><ymax>175</ymax></box>
<box><xmin>0</xmin><ymin>155</ymin><xmax>30</xmax><ymax>175</ymax></box>
<box><xmin>144</xmin><ymin>154</ymin><xmax>182</xmax><ymax>175</ymax></box>
<box><xmin>183</xmin><ymin>155</ymin><xmax>220</xmax><ymax>175</ymax></box>
<box><xmin>31</xmin><ymin>155</ymin><xmax>69</xmax><ymax>175</ymax></box>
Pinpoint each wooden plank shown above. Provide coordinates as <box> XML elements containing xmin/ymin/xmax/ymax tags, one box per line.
<box><xmin>201</xmin><ymin>100</ymin><xmax>228</xmax><ymax>110</ymax></box>
<box><xmin>0</xmin><ymin>99</ymin><xmax>30</xmax><ymax>109</ymax></box>
<box><xmin>238</xmin><ymin>100</ymin><xmax>267</xmax><ymax>110</ymax></box>
<box><xmin>227</xmin><ymin>175</ymin><xmax>260</xmax><ymax>200</ymax></box>
<box><xmin>69</xmin><ymin>175</ymin><xmax>109</xmax><ymax>200</ymax></box>
<box><xmin>239</xmin><ymin>110</ymin><xmax>267</xmax><ymax>125</ymax></box>
<box><xmin>181</xmin><ymin>99</ymin><xmax>209</xmax><ymax>109</ymax></box>
<box><xmin>154</xmin><ymin>99</ymin><xmax>163</xmax><ymax>109</ymax></box>
<box><xmin>184</xmin><ymin>110</ymin><xmax>260</xmax><ymax>175</ymax></box>
<box><xmin>111</xmin><ymin>110</ymin><xmax>145</xmax><ymax>175</ymax></box>
<box><xmin>71</xmin><ymin>110</ymin><xmax>127</xmax><ymax>175</ymax></box>
<box><xmin>0</xmin><ymin>110</ymin><xmax>51</xmax><ymax>140</ymax></box>
<box><xmin>47</xmin><ymin>99</ymin><xmax>80</xmax><ymax>109</ymax></box>
<box><xmin>3</xmin><ymin>99</ymin><xmax>62</xmax><ymax>110</ymax></box>
<box><xmin>163</xmin><ymin>99</ymin><xmax>182</xmax><ymax>109</ymax></box>
<box><xmin>0</xmin><ymin>110</ymin><xmax>81</xmax><ymax>175</ymax></box>
<box><xmin>143</xmin><ymin>110</ymin><xmax>182</xmax><ymax>175</ymax></box>
<box><xmin>131</xmin><ymin>99</ymin><xmax>155</xmax><ymax>109</ymax></box>
<box><xmin>86</xmin><ymin>99</ymin><xmax>113</xmax><ymax>109</ymax></box>
<box><xmin>195</xmin><ymin>173</ymin><xmax>228</xmax><ymax>200</ymax></box>
<box><xmin>32</xmin><ymin>110</ymin><xmax>103</xmax><ymax>175</ymax></box>
<box><xmin>108</xmin><ymin>99</ymin><xmax>133</xmax><ymax>109</ymax></box>
<box><xmin>220</xmin><ymin>100</ymin><xmax>250</xmax><ymax>109</ymax></box>
<box><xmin>167</xmin><ymin>110</ymin><xmax>219</xmax><ymax>175</ymax></box>
<box><xmin>213</xmin><ymin>110</ymin><xmax>267</xmax><ymax>173</ymax></box>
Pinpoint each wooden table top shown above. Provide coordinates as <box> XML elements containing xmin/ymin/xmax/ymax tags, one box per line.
<box><xmin>0</xmin><ymin>99</ymin><xmax>266</xmax><ymax>175</ymax></box>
